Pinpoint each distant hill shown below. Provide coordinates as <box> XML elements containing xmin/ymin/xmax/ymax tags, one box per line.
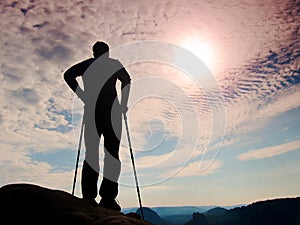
<box><xmin>123</xmin><ymin>207</ymin><xmax>139</xmax><ymax>214</ymax></box>
<box><xmin>123</xmin><ymin>206</ymin><xmax>213</xmax><ymax>225</ymax></box>
<box><xmin>123</xmin><ymin>205</ymin><xmax>242</xmax><ymax>216</ymax></box>
<box><xmin>136</xmin><ymin>207</ymin><xmax>173</xmax><ymax>225</ymax></box>
<box><xmin>133</xmin><ymin>206</ymin><xmax>214</xmax><ymax>225</ymax></box>
<box><xmin>123</xmin><ymin>205</ymin><xmax>242</xmax><ymax>225</ymax></box>
<box><xmin>152</xmin><ymin>206</ymin><xmax>210</xmax><ymax>217</ymax></box>
<box><xmin>161</xmin><ymin>214</ymin><xmax>192</xmax><ymax>225</ymax></box>
<box><xmin>0</xmin><ymin>183</ymin><xmax>152</xmax><ymax>225</ymax></box>
<box><xmin>204</xmin><ymin>207</ymin><xmax>227</xmax><ymax>216</ymax></box>
<box><xmin>184</xmin><ymin>197</ymin><xmax>300</xmax><ymax>225</ymax></box>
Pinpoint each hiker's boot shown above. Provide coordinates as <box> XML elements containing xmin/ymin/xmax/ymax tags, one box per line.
<box><xmin>99</xmin><ymin>198</ymin><xmax>121</xmax><ymax>212</ymax></box>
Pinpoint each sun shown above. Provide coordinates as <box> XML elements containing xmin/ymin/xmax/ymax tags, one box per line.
<box><xmin>181</xmin><ymin>38</ymin><xmax>214</xmax><ymax>69</ymax></box>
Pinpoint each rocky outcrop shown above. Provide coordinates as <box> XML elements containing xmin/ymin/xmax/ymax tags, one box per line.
<box><xmin>0</xmin><ymin>183</ymin><xmax>152</xmax><ymax>225</ymax></box>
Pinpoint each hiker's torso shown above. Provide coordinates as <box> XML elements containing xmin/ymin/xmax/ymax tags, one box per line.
<box><xmin>81</xmin><ymin>57</ymin><xmax>123</xmax><ymax>113</ymax></box>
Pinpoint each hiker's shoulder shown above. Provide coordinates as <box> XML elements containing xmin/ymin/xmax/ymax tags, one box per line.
<box><xmin>109</xmin><ymin>57</ymin><xmax>123</xmax><ymax>65</ymax></box>
<box><xmin>82</xmin><ymin>58</ymin><xmax>96</xmax><ymax>65</ymax></box>
<box><xmin>72</xmin><ymin>58</ymin><xmax>95</xmax><ymax>69</ymax></box>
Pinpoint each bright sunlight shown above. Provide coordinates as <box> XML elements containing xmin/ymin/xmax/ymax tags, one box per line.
<box><xmin>181</xmin><ymin>38</ymin><xmax>214</xmax><ymax>69</ymax></box>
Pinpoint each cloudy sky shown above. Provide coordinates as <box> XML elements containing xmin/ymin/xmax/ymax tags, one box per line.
<box><xmin>0</xmin><ymin>0</ymin><xmax>299</xmax><ymax>208</ymax></box>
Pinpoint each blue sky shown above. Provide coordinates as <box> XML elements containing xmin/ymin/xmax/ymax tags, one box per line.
<box><xmin>0</xmin><ymin>0</ymin><xmax>299</xmax><ymax>208</ymax></box>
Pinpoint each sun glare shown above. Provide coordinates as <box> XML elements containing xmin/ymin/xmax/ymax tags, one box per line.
<box><xmin>181</xmin><ymin>39</ymin><xmax>214</xmax><ymax>69</ymax></box>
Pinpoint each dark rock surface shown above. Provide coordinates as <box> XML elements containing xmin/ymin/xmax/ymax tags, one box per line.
<box><xmin>0</xmin><ymin>183</ymin><xmax>152</xmax><ymax>225</ymax></box>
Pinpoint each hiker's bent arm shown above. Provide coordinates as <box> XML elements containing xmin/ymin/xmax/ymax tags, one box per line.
<box><xmin>118</xmin><ymin>67</ymin><xmax>131</xmax><ymax>113</ymax></box>
<box><xmin>121</xmin><ymin>82</ymin><xmax>130</xmax><ymax>113</ymax></box>
<box><xmin>63</xmin><ymin>61</ymin><xmax>88</xmax><ymax>102</ymax></box>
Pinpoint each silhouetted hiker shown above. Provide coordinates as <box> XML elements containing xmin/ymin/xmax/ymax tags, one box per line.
<box><xmin>64</xmin><ymin>41</ymin><xmax>131</xmax><ymax>211</ymax></box>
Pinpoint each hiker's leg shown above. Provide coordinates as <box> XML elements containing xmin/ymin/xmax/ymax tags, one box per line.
<box><xmin>81</xmin><ymin>111</ymin><xmax>100</xmax><ymax>200</ymax></box>
<box><xmin>81</xmin><ymin>160</ymin><xmax>99</xmax><ymax>200</ymax></box>
<box><xmin>100</xmin><ymin>113</ymin><xmax>122</xmax><ymax>200</ymax></box>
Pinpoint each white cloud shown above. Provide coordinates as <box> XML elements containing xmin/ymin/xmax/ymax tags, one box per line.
<box><xmin>0</xmin><ymin>145</ymin><xmax>75</xmax><ymax>192</ymax></box>
<box><xmin>0</xmin><ymin>0</ymin><xmax>299</xmax><ymax>196</ymax></box>
<box><xmin>236</xmin><ymin>140</ymin><xmax>300</xmax><ymax>161</ymax></box>
<box><xmin>163</xmin><ymin>159</ymin><xmax>223</xmax><ymax>178</ymax></box>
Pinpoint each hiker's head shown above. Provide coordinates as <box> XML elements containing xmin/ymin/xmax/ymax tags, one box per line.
<box><xmin>93</xmin><ymin>41</ymin><xmax>109</xmax><ymax>58</ymax></box>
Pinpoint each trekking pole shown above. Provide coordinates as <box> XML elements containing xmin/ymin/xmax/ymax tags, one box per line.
<box><xmin>72</xmin><ymin>118</ymin><xmax>84</xmax><ymax>196</ymax></box>
<box><xmin>123</xmin><ymin>113</ymin><xmax>144</xmax><ymax>220</ymax></box>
